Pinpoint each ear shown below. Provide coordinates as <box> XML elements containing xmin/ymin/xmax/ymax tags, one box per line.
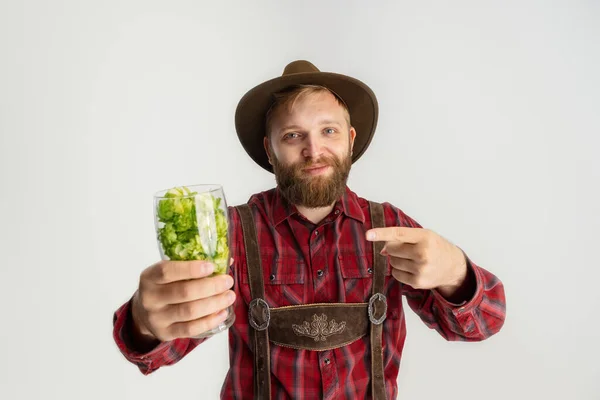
<box><xmin>263</xmin><ymin>136</ymin><xmax>273</xmax><ymax>165</ymax></box>
<box><xmin>349</xmin><ymin>127</ymin><xmax>357</xmax><ymax>155</ymax></box>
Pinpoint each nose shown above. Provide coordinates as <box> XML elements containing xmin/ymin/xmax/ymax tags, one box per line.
<box><xmin>301</xmin><ymin>134</ymin><xmax>323</xmax><ymax>159</ymax></box>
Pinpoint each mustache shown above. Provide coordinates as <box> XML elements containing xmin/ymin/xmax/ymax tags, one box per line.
<box><xmin>297</xmin><ymin>156</ymin><xmax>338</xmax><ymax>169</ymax></box>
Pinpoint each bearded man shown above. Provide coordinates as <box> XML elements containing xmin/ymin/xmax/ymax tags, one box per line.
<box><xmin>113</xmin><ymin>60</ymin><xmax>506</xmax><ymax>400</ymax></box>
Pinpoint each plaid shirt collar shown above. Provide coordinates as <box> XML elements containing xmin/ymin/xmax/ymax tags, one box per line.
<box><xmin>270</xmin><ymin>185</ymin><xmax>365</xmax><ymax>226</ymax></box>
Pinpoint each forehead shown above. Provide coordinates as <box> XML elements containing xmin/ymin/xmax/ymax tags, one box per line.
<box><xmin>272</xmin><ymin>90</ymin><xmax>347</xmax><ymax>126</ymax></box>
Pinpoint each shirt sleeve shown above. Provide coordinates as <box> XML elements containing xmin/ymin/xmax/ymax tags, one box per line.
<box><xmin>383</xmin><ymin>202</ymin><xmax>506</xmax><ymax>341</ymax></box>
<box><xmin>402</xmin><ymin>256</ymin><xmax>506</xmax><ymax>341</ymax></box>
<box><xmin>112</xmin><ymin>206</ymin><xmax>244</xmax><ymax>375</ymax></box>
<box><xmin>112</xmin><ymin>297</ymin><xmax>205</xmax><ymax>375</ymax></box>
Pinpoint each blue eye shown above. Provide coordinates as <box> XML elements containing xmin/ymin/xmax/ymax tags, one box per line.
<box><xmin>324</xmin><ymin>128</ymin><xmax>335</xmax><ymax>134</ymax></box>
<box><xmin>284</xmin><ymin>132</ymin><xmax>299</xmax><ymax>140</ymax></box>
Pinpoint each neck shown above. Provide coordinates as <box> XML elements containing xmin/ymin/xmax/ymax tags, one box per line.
<box><xmin>296</xmin><ymin>203</ymin><xmax>335</xmax><ymax>224</ymax></box>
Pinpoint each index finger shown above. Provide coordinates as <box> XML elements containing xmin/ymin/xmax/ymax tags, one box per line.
<box><xmin>365</xmin><ymin>227</ymin><xmax>421</xmax><ymax>243</ymax></box>
<box><xmin>149</xmin><ymin>260</ymin><xmax>215</xmax><ymax>284</ymax></box>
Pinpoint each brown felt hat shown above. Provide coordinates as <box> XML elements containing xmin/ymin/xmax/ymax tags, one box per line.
<box><xmin>235</xmin><ymin>60</ymin><xmax>379</xmax><ymax>173</ymax></box>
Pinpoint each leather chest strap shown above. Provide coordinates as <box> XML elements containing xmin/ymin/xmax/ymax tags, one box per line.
<box><xmin>369</xmin><ymin>201</ymin><xmax>387</xmax><ymax>400</ymax></box>
<box><xmin>236</xmin><ymin>204</ymin><xmax>271</xmax><ymax>400</ymax></box>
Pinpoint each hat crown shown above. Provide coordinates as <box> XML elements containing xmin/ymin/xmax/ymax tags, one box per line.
<box><xmin>282</xmin><ymin>60</ymin><xmax>320</xmax><ymax>76</ymax></box>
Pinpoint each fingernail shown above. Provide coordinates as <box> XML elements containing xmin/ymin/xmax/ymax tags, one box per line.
<box><xmin>227</xmin><ymin>291</ymin><xmax>236</xmax><ymax>303</ymax></box>
<box><xmin>367</xmin><ymin>231</ymin><xmax>375</xmax><ymax>240</ymax></box>
<box><xmin>217</xmin><ymin>309</ymin><xmax>228</xmax><ymax>320</ymax></box>
<box><xmin>204</xmin><ymin>263</ymin><xmax>215</xmax><ymax>275</ymax></box>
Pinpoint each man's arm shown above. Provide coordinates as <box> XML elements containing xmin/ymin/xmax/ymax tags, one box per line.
<box><xmin>376</xmin><ymin>203</ymin><xmax>506</xmax><ymax>341</ymax></box>
<box><xmin>402</xmin><ymin>255</ymin><xmax>505</xmax><ymax>341</ymax></box>
<box><xmin>113</xmin><ymin>206</ymin><xmax>244</xmax><ymax>374</ymax></box>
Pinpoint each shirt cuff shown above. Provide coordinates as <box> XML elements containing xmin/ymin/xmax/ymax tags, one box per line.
<box><xmin>112</xmin><ymin>297</ymin><xmax>172</xmax><ymax>374</ymax></box>
<box><xmin>431</xmin><ymin>256</ymin><xmax>484</xmax><ymax>317</ymax></box>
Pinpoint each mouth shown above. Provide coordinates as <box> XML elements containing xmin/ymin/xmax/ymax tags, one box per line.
<box><xmin>301</xmin><ymin>165</ymin><xmax>331</xmax><ymax>175</ymax></box>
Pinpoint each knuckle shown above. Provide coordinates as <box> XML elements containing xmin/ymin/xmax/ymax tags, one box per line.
<box><xmin>208</xmin><ymin>294</ymin><xmax>226</xmax><ymax>312</ymax></box>
<box><xmin>206</xmin><ymin>295</ymin><xmax>220</xmax><ymax>311</ymax></box>
<box><xmin>394</xmin><ymin>227</ymin><xmax>403</xmax><ymax>239</ymax></box>
<box><xmin>199</xmin><ymin>320</ymin><xmax>211</xmax><ymax>335</ymax></box>
<box><xmin>142</xmin><ymin>262</ymin><xmax>158</xmax><ymax>280</ymax></box>
<box><xmin>179</xmin><ymin>302</ymin><xmax>195</xmax><ymax>320</ymax></box>
<box><xmin>182</xmin><ymin>261</ymin><xmax>194</xmax><ymax>277</ymax></box>
<box><xmin>139</xmin><ymin>291</ymin><xmax>154</xmax><ymax>310</ymax></box>
<box><xmin>178</xmin><ymin>282</ymin><xmax>191</xmax><ymax>300</ymax></box>
<box><xmin>198</xmin><ymin>318</ymin><xmax>213</xmax><ymax>334</ymax></box>
<box><xmin>170</xmin><ymin>321</ymin><xmax>192</xmax><ymax>338</ymax></box>
<box><xmin>415</xmin><ymin>247</ymin><xmax>427</xmax><ymax>262</ymax></box>
<box><xmin>177</xmin><ymin>324</ymin><xmax>193</xmax><ymax>338</ymax></box>
<box><xmin>155</xmin><ymin>263</ymin><xmax>169</xmax><ymax>282</ymax></box>
<box><xmin>211</xmin><ymin>278</ymin><xmax>223</xmax><ymax>295</ymax></box>
<box><xmin>164</xmin><ymin>325</ymin><xmax>179</xmax><ymax>340</ymax></box>
<box><xmin>186</xmin><ymin>324</ymin><xmax>197</xmax><ymax>337</ymax></box>
<box><xmin>140</xmin><ymin>268</ymin><xmax>150</xmax><ymax>282</ymax></box>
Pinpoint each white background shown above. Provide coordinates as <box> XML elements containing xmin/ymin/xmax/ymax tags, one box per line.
<box><xmin>1</xmin><ymin>1</ymin><xmax>598</xmax><ymax>399</ymax></box>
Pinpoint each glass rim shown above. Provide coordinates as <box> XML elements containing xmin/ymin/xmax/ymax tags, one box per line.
<box><xmin>153</xmin><ymin>184</ymin><xmax>223</xmax><ymax>199</ymax></box>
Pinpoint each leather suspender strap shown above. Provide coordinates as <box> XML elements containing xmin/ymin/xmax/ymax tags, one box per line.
<box><xmin>369</xmin><ymin>201</ymin><xmax>387</xmax><ymax>400</ymax></box>
<box><xmin>237</xmin><ymin>204</ymin><xmax>271</xmax><ymax>400</ymax></box>
<box><xmin>237</xmin><ymin>204</ymin><xmax>265</xmax><ymax>301</ymax></box>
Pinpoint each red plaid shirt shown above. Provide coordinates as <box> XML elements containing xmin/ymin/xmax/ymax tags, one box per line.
<box><xmin>113</xmin><ymin>187</ymin><xmax>506</xmax><ymax>399</ymax></box>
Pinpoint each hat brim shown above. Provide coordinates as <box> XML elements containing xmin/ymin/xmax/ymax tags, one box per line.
<box><xmin>235</xmin><ymin>71</ymin><xmax>379</xmax><ymax>173</ymax></box>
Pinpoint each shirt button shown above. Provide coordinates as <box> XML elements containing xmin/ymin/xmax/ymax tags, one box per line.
<box><xmin>314</xmin><ymin>230</ymin><xmax>319</xmax><ymax>236</ymax></box>
<box><xmin>317</xmin><ymin>270</ymin><xmax>324</xmax><ymax>277</ymax></box>
<box><xmin>334</xmin><ymin>210</ymin><xmax>340</xmax><ymax>215</ymax></box>
<box><xmin>269</xmin><ymin>274</ymin><xmax>275</xmax><ymax>281</ymax></box>
<box><xmin>367</xmin><ymin>268</ymin><xmax>373</xmax><ymax>274</ymax></box>
<box><xmin>324</xmin><ymin>358</ymin><xmax>330</xmax><ymax>365</ymax></box>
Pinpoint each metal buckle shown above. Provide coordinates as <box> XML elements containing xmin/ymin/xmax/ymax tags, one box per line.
<box><xmin>248</xmin><ymin>298</ymin><xmax>270</xmax><ymax>331</ymax></box>
<box><xmin>368</xmin><ymin>293</ymin><xmax>387</xmax><ymax>325</ymax></box>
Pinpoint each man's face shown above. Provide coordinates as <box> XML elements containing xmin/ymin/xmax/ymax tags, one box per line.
<box><xmin>264</xmin><ymin>90</ymin><xmax>356</xmax><ymax>208</ymax></box>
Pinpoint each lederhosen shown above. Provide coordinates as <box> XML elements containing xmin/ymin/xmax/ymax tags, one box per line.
<box><xmin>236</xmin><ymin>201</ymin><xmax>388</xmax><ymax>399</ymax></box>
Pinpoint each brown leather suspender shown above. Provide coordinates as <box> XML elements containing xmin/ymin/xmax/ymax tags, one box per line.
<box><xmin>238</xmin><ymin>204</ymin><xmax>271</xmax><ymax>399</ymax></box>
<box><xmin>369</xmin><ymin>200</ymin><xmax>387</xmax><ymax>400</ymax></box>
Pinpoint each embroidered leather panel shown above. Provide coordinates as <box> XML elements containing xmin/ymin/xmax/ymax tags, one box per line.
<box><xmin>268</xmin><ymin>303</ymin><xmax>369</xmax><ymax>351</ymax></box>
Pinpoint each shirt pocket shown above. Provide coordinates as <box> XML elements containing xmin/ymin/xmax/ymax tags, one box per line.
<box><xmin>242</xmin><ymin>258</ymin><xmax>306</xmax><ymax>306</ymax></box>
<box><xmin>338</xmin><ymin>252</ymin><xmax>391</xmax><ymax>302</ymax></box>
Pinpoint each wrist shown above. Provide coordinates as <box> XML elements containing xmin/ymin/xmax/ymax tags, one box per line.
<box><xmin>437</xmin><ymin>249</ymin><xmax>471</xmax><ymax>302</ymax></box>
<box><xmin>129</xmin><ymin>291</ymin><xmax>161</xmax><ymax>351</ymax></box>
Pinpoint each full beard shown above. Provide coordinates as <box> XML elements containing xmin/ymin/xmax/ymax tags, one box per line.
<box><xmin>272</xmin><ymin>151</ymin><xmax>352</xmax><ymax>208</ymax></box>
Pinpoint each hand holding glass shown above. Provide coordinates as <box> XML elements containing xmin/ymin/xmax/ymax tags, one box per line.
<box><xmin>153</xmin><ymin>184</ymin><xmax>235</xmax><ymax>338</ymax></box>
